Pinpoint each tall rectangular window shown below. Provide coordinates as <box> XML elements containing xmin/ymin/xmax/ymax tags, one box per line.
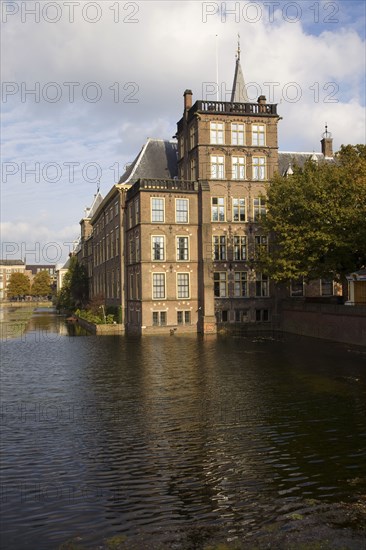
<box><xmin>231</xmin><ymin>123</ymin><xmax>245</xmax><ymax>145</ymax></box>
<box><xmin>232</xmin><ymin>198</ymin><xmax>246</xmax><ymax>222</ymax></box>
<box><xmin>176</xmin><ymin>199</ymin><xmax>189</xmax><ymax>223</ymax></box>
<box><xmin>189</xmin><ymin>124</ymin><xmax>196</xmax><ymax>149</ymax></box>
<box><xmin>214</xmin><ymin>272</ymin><xmax>227</xmax><ymax>297</ymax></box>
<box><xmin>211</xmin><ymin>155</ymin><xmax>224</xmax><ymax>179</ymax></box>
<box><xmin>151</xmin><ymin>198</ymin><xmax>164</xmax><ymax>222</ymax></box>
<box><xmin>321</xmin><ymin>279</ymin><xmax>334</xmax><ymax>296</ymax></box>
<box><xmin>210</xmin><ymin>122</ymin><xmax>224</xmax><ymax>144</ymax></box>
<box><xmin>212</xmin><ymin>197</ymin><xmax>225</xmax><ymax>221</ymax></box>
<box><xmin>253</xmin><ymin>197</ymin><xmax>267</xmax><ymax>221</ymax></box>
<box><xmin>252</xmin><ymin>157</ymin><xmax>266</xmax><ymax>180</ymax></box>
<box><xmin>256</xmin><ymin>273</ymin><xmax>269</xmax><ymax>297</ymax></box>
<box><xmin>134</xmin><ymin>198</ymin><xmax>139</xmax><ymax>225</ymax></box>
<box><xmin>232</xmin><ymin>157</ymin><xmax>245</xmax><ymax>179</ymax></box>
<box><xmin>152</xmin><ymin>273</ymin><xmax>165</xmax><ymax>299</ymax></box>
<box><xmin>177</xmin><ymin>273</ymin><xmax>190</xmax><ymax>299</ymax></box>
<box><xmin>190</xmin><ymin>158</ymin><xmax>196</xmax><ymax>180</ymax></box>
<box><xmin>234</xmin><ymin>272</ymin><xmax>248</xmax><ymax>297</ymax></box>
<box><xmin>152</xmin><ymin>236</ymin><xmax>165</xmax><ymax>261</ymax></box>
<box><xmin>252</xmin><ymin>124</ymin><xmax>265</xmax><ymax>146</ymax></box>
<box><xmin>233</xmin><ymin>236</ymin><xmax>247</xmax><ymax>260</ymax></box>
<box><xmin>176</xmin><ymin>236</ymin><xmax>189</xmax><ymax>261</ymax></box>
<box><xmin>213</xmin><ymin>236</ymin><xmax>226</xmax><ymax>261</ymax></box>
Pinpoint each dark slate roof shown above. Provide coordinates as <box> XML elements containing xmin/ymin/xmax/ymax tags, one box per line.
<box><xmin>118</xmin><ymin>139</ymin><xmax>178</xmax><ymax>184</ymax></box>
<box><xmin>278</xmin><ymin>152</ymin><xmax>334</xmax><ymax>176</ymax></box>
<box><xmin>0</xmin><ymin>259</ymin><xmax>24</xmax><ymax>266</ymax></box>
<box><xmin>88</xmin><ymin>192</ymin><xmax>103</xmax><ymax>218</ymax></box>
<box><xmin>26</xmin><ymin>265</ymin><xmax>56</xmax><ymax>275</ymax></box>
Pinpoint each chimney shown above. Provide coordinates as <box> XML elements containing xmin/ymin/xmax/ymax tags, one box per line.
<box><xmin>184</xmin><ymin>89</ymin><xmax>193</xmax><ymax>113</ymax></box>
<box><xmin>258</xmin><ymin>95</ymin><xmax>267</xmax><ymax>113</ymax></box>
<box><xmin>320</xmin><ymin>125</ymin><xmax>333</xmax><ymax>158</ymax></box>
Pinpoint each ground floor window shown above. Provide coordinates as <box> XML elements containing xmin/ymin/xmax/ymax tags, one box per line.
<box><xmin>291</xmin><ymin>278</ymin><xmax>304</xmax><ymax>297</ymax></box>
<box><xmin>235</xmin><ymin>309</ymin><xmax>249</xmax><ymax>323</ymax></box>
<box><xmin>152</xmin><ymin>311</ymin><xmax>167</xmax><ymax>326</ymax></box>
<box><xmin>177</xmin><ymin>310</ymin><xmax>191</xmax><ymax>325</ymax></box>
<box><xmin>321</xmin><ymin>279</ymin><xmax>334</xmax><ymax>296</ymax></box>
<box><xmin>255</xmin><ymin>309</ymin><xmax>270</xmax><ymax>322</ymax></box>
<box><xmin>216</xmin><ymin>310</ymin><xmax>228</xmax><ymax>323</ymax></box>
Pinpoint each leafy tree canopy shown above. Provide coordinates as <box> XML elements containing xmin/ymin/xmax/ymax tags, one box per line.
<box><xmin>31</xmin><ymin>270</ymin><xmax>52</xmax><ymax>296</ymax></box>
<box><xmin>259</xmin><ymin>144</ymin><xmax>366</xmax><ymax>282</ymax></box>
<box><xmin>7</xmin><ymin>272</ymin><xmax>31</xmax><ymax>298</ymax></box>
<box><xmin>56</xmin><ymin>255</ymin><xmax>89</xmax><ymax>310</ymax></box>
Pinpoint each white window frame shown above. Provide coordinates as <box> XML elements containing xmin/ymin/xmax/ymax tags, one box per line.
<box><xmin>232</xmin><ymin>198</ymin><xmax>246</xmax><ymax>222</ymax></box>
<box><xmin>152</xmin><ymin>272</ymin><xmax>166</xmax><ymax>300</ymax></box>
<box><xmin>233</xmin><ymin>236</ymin><xmax>247</xmax><ymax>261</ymax></box>
<box><xmin>151</xmin><ymin>197</ymin><xmax>165</xmax><ymax>223</ymax></box>
<box><xmin>213</xmin><ymin>236</ymin><xmax>227</xmax><ymax>261</ymax></box>
<box><xmin>176</xmin><ymin>236</ymin><xmax>189</xmax><ymax>261</ymax></box>
<box><xmin>234</xmin><ymin>271</ymin><xmax>248</xmax><ymax>297</ymax></box>
<box><xmin>231</xmin><ymin>123</ymin><xmax>245</xmax><ymax>145</ymax></box>
<box><xmin>252</xmin><ymin>157</ymin><xmax>266</xmax><ymax>180</ymax></box>
<box><xmin>214</xmin><ymin>272</ymin><xmax>227</xmax><ymax>297</ymax></box>
<box><xmin>177</xmin><ymin>272</ymin><xmax>190</xmax><ymax>299</ymax></box>
<box><xmin>175</xmin><ymin>198</ymin><xmax>189</xmax><ymax>223</ymax></box>
<box><xmin>252</xmin><ymin>124</ymin><xmax>266</xmax><ymax>146</ymax></box>
<box><xmin>210</xmin><ymin>121</ymin><xmax>224</xmax><ymax>145</ymax></box>
<box><xmin>232</xmin><ymin>157</ymin><xmax>245</xmax><ymax>180</ymax></box>
<box><xmin>211</xmin><ymin>197</ymin><xmax>225</xmax><ymax>222</ymax></box>
<box><xmin>151</xmin><ymin>235</ymin><xmax>165</xmax><ymax>261</ymax></box>
<box><xmin>211</xmin><ymin>155</ymin><xmax>225</xmax><ymax>179</ymax></box>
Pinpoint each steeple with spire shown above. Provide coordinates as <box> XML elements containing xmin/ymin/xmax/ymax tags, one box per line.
<box><xmin>231</xmin><ymin>34</ymin><xmax>249</xmax><ymax>103</ymax></box>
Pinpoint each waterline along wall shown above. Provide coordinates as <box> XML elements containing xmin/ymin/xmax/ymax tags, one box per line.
<box><xmin>280</xmin><ymin>302</ymin><xmax>366</xmax><ymax>347</ymax></box>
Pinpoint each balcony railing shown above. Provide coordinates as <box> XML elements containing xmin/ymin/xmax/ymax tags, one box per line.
<box><xmin>193</xmin><ymin>100</ymin><xmax>277</xmax><ymax>116</ymax></box>
<box><xmin>135</xmin><ymin>178</ymin><xmax>198</xmax><ymax>192</ymax></box>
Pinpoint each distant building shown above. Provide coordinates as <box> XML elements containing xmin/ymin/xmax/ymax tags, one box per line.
<box><xmin>0</xmin><ymin>260</ymin><xmax>26</xmax><ymax>300</ymax></box>
<box><xmin>75</xmin><ymin>46</ymin><xmax>339</xmax><ymax>333</ymax></box>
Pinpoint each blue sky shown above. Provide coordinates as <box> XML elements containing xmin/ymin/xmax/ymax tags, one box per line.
<box><xmin>1</xmin><ymin>0</ymin><xmax>365</xmax><ymax>265</ymax></box>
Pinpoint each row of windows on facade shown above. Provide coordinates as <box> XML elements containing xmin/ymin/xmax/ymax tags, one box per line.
<box><xmin>291</xmin><ymin>279</ymin><xmax>335</xmax><ymax>297</ymax></box>
<box><xmin>186</xmin><ymin>122</ymin><xmax>267</xmax><ymax>150</ymax></box>
<box><xmin>151</xmin><ymin>310</ymin><xmax>191</xmax><ymax>326</ymax></box>
<box><xmin>191</xmin><ymin>155</ymin><xmax>267</xmax><ymax>181</ymax></box>
<box><xmin>93</xmin><ymin>227</ymin><xmax>120</xmax><ymax>266</ymax></box>
<box><xmin>216</xmin><ymin>308</ymin><xmax>270</xmax><ymax>323</ymax></box>
<box><xmin>129</xmin><ymin>196</ymin><xmax>267</xmax><ymax>226</ymax></box>
<box><xmin>147</xmin><ymin>234</ymin><xmax>267</xmax><ymax>263</ymax></box>
<box><xmin>93</xmin><ymin>270</ymin><xmax>120</xmax><ymax>299</ymax></box>
<box><xmin>93</xmin><ymin>201</ymin><xmax>119</xmax><ymax>236</ymax></box>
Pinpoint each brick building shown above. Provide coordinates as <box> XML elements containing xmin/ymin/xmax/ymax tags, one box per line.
<box><xmin>75</xmin><ymin>47</ymin><xmax>337</xmax><ymax>333</ymax></box>
<box><xmin>0</xmin><ymin>260</ymin><xmax>26</xmax><ymax>300</ymax></box>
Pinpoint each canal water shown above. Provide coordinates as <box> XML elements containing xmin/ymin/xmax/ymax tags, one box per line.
<box><xmin>1</xmin><ymin>307</ymin><xmax>366</xmax><ymax>549</ymax></box>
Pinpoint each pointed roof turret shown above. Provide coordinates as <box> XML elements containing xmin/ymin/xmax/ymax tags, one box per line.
<box><xmin>231</xmin><ymin>34</ymin><xmax>249</xmax><ymax>103</ymax></box>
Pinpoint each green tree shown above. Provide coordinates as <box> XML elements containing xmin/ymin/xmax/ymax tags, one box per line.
<box><xmin>259</xmin><ymin>144</ymin><xmax>366</xmax><ymax>282</ymax></box>
<box><xmin>7</xmin><ymin>272</ymin><xmax>31</xmax><ymax>299</ymax></box>
<box><xmin>31</xmin><ymin>270</ymin><xmax>52</xmax><ymax>297</ymax></box>
<box><xmin>56</xmin><ymin>256</ymin><xmax>89</xmax><ymax>310</ymax></box>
